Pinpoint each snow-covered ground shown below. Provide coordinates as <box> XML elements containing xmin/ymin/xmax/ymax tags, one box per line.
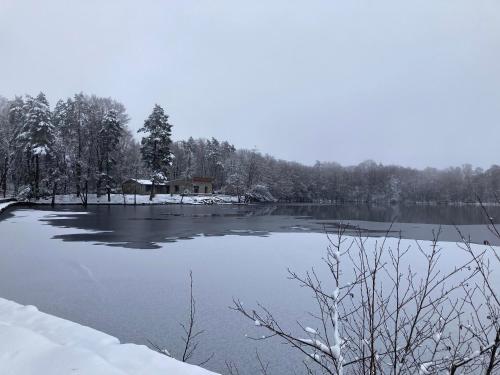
<box><xmin>0</xmin><ymin>297</ymin><xmax>217</xmax><ymax>375</ymax></box>
<box><xmin>0</xmin><ymin>200</ymin><xmax>18</xmax><ymax>214</ymax></box>
<box><xmin>33</xmin><ymin>194</ymin><xmax>241</xmax><ymax>205</ymax></box>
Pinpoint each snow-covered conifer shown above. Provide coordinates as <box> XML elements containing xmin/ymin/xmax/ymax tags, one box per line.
<box><xmin>21</xmin><ymin>93</ymin><xmax>54</xmax><ymax>198</ymax></box>
<box><xmin>99</xmin><ymin>109</ymin><xmax>123</xmax><ymax>201</ymax></box>
<box><xmin>138</xmin><ymin>104</ymin><xmax>173</xmax><ymax>200</ymax></box>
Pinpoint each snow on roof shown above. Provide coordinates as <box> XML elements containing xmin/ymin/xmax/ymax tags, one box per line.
<box><xmin>134</xmin><ymin>179</ymin><xmax>154</xmax><ymax>185</ymax></box>
<box><xmin>128</xmin><ymin>179</ymin><xmax>167</xmax><ymax>186</ymax></box>
<box><xmin>125</xmin><ymin>177</ymin><xmax>213</xmax><ymax>186</ymax></box>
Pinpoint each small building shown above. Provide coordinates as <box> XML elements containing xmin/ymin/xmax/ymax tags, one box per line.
<box><xmin>169</xmin><ymin>177</ymin><xmax>214</xmax><ymax>195</ymax></box>
<box><xmin>121</xmin><ymin>177</ymin><xmax>213</xmax><ymax>195</ymax></box>
<box><xmin>121</xmin><ymin>179</ymin><xmax>169</xmax><ymax>195</ymax></box>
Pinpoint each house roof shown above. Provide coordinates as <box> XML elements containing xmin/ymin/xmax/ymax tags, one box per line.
<box><xmin>192</xmin><ymin>176</ymin><xmax>214</xmax><ymax>183</ymax></box>
<box><xmin>124</xmin><ymin>177</ymin><xmax>213</xmax><ymax>186</ymax></box>
<box><xmin>124</xmin><ymin>179</ymin><xmax>167</xmax><ymax>186</ymax></box>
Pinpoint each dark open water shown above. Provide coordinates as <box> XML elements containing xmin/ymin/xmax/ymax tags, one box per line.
<box><xmin>8</xmin><ymin>203</ymin><xmax>500</xmax><ymax>247</ymax></box>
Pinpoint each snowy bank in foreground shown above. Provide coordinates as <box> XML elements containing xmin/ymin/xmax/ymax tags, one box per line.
<box><xmin>0</xmin><ymin>200</ymin><xmax>18</xmax><ymax>214</ymax></box>
<box><xmin>32</xmin><ymin>194</ymin><xmax>240</xmax><ymax>205</ymax></box>
<box><xmin>0</xmin><ymin>297</ymin><xmax>217</xmax><ymax>375</ymax></box>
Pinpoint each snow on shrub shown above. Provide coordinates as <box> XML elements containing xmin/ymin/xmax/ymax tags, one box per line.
<box><xmin>244</xmin><ymin>184</ymin><xmax>276</xmax><ymax>203</ymax></box>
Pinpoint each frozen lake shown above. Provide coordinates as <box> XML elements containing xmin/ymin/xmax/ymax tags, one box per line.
<box><xmin>0</xmin><ymin>204</ymin><xmax>498</xmax><ymax>374</ymax></box>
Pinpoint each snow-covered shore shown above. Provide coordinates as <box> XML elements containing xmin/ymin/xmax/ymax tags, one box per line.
<box><xmin>0</xmin><ymin>200</ymin><xmax>18</xmax><ymax>214</ymax></box>
<box><xmin>0</xmin><ymin>297</ymin><xmax>217</xmax><ymax>375</ymax></box>
<box><xmin>0</xmin><ymin>194</ymin><xmax>242</xmax><ymax>217</ymax></box>
<box><xmin>32</xmin><ymin>194</ymin><xmax>241</xmax><ymax>205</ymax></box>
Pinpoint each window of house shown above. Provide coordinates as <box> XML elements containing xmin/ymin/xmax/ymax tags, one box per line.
<box><xmin>204</xmin><ymin>186</ymin><xmax>208</xmax><ymax>193</ymax></box>
<box><xmin>194</xmin><ymin>185</ymin><xmax>199</xmax><ymax>194</ymax></box>
<box><xmin>166</xmin><ymin>186</ymin><xmax>170</xmax><ymax>194</ymax></box>
<box><xmin>175</xmin><ymin>185</ymin><xmax>179</xmax><ymax>193</ymax></box>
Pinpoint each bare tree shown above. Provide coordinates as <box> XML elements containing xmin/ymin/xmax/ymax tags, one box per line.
<box><xmin>449</xmin><ymin>196</ymin><xmax>500</xmax><ymax>374</ymax></box>
<box><xmin>233</xmin><ymin>224</ymin><xmax>486</xmax><ymax>374</ymax></box>
<box><xmin>148</xmin><ymin>271</ymin><xmax>214</xmax><ymax>367</ymax></box>
<box><xmin>255</xmin><ymin>349</ymin><xmax>271</xmax><ymax>375</ymax></box>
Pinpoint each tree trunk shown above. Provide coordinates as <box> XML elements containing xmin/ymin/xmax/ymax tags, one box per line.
<box><xmin>96</xmin><ymin>159</ymin><xmax>104</xmax><ymax>198</ymax></box>
<box><xmin>134</xmin><ymin>182</ymin><xmax>137</xmax><ymax>206</ymax></box>
<box><xmin>149</xmin><ymin>180</ymin><xmax>155</xmax><ymax>201</ymax></box>
<box><xmin>83</xmin><ymin>180</ymin><xmax>88</xmax><ymax>207</ymax></box>
<box><xmin>134</xmin><ymin>166</ymin><xmax>137</xmax><ymax>206</ymax></box>
<box><xmin>76</xmin><ymin>121</ymin><xmax>82</xmax><ymax>197</ymax></box>
<box><xmin>51</xmin><ymin>182</ymin><xmax>57</xmax><ymax>207</ymax></box>
<box><xmin>1</xmin><ymin>156</ymin><xmax>8</xmax><ymax>198</ymax></box>
<box><xmin>25</xmin><ymin>150</ymin><xmax>31</xmax><ymax>186</ymax></box>
<box><xmin>106</xmin><ymin>159</ymin><xmax>111</xmax><ymax>202</ymax></box>
<box><xmin>76</xmin><ymin>162</ymin><xmax>81</xmax><ymax>197</ymax></box>
<box><xmin>35</xmin><ymin>154</ymin><xmax>39</xmax><ymax>200</ymax></box>
<box><xmin>79</xmin><ymin>180</ymin><xmax>88</xmax><ymax>207</ymax></box>
<box><xmin>485</xmin><ymin>329</ymin><xmax>500</xmax><ymax>375</ymax></box>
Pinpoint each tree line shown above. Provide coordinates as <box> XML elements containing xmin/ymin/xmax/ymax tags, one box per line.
<box><xmin>0</xmin><ymin>92</ymin><xmax>138</xmax><ymax>203</ymax></box>
<box><xmin>0</xmin><ymin>92</ymin><xmax>498</xmax><ymax>203</ymax></box>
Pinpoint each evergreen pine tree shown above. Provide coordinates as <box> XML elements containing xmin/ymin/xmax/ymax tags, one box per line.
<box><xmin>70</xmin><ymin>93</ymin><xmax>89</xmax><ymax>198</ymax></box>
<box><xmin>138</xmin><ymin>104</ymin><xmax>173</xmax><ymax>200</ymax></box>
<box><xmin>99</xmin><ymin>109</ymin><xmax>123</xmax><ymax>201</ymax></box>
<box><xmin>22</xmin><ymin>93</ymin><xmax>54</xmax><ymax>199</ymax></box>
<box><xmin>30</xmin><ymin>93</ymin><xmax>54</xmax><ymax>155</ymax></box>
<box><xmin>0</xmin><ymin>96</ymin><xmax>25</xmax><ymax>196</ymax></box>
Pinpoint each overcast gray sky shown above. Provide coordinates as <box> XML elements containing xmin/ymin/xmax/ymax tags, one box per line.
<box><xmin>0</xmin><ymin>0</ymin><xmax>499</xmax><ymax>169</ymax></box>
